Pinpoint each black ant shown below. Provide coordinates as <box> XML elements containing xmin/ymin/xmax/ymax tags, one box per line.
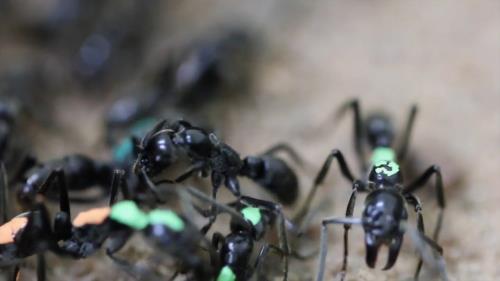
<box><xmin>185</xmin><ymin>186</ymin><xmax>293</xmax><ymax>281</ymax></box>
<box><xmin>2</xmin><ymin>168</ymin><xmax>217</xmax><ymax>280</ymax></box>
<box><xmin>134</xmin><ymin>119</ymin><xmax>302</xmax><ymax>206</ymax></box>
<box><xmin>0</xmin><ymin>163</ymin><xmax>71</xmax><ymax>281</ymax></box>
<box><xmin>296</xmin><ymin>99</ymin><xmax>447</xmax><ymax>281</ymax></box>
<box><xmin>16</xmin><ymin>154</ymin><xmax>114</xmax><ymax>209</ymax></box>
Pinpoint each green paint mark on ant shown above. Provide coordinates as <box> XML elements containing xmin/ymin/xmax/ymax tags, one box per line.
<box><xmin>217</xmin><ymin>266</ymin><xmax>236</xmax><ymax>281</ymax></box>
<box><xmin>374</xmin><ymin>160</ymin><xmax>400</xmax><ymax>177</ymax></box>
<box><xmin>371</xmin><ymin>147</ymin><xmax>396</xmax><ymax>165</ymax></box>
<box><xmin>241</xmin><ymin>207</ymin><xmax>262</xmax><ymax>226</ymax></box>
<box><xmin>110</xmin><ymin>201</ymin><xmax>149</xmax><ymax>230</ymax></box>
<box><xmin>148</xmin><ymin>210</ymin><xmax>185</xmax><ymax>232</ymax></box>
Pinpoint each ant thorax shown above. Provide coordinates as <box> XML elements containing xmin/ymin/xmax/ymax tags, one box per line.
<box><xmin>368</xmin><ymin>147</ymin><xmax>403</xmax><ymax>188</ymax></box>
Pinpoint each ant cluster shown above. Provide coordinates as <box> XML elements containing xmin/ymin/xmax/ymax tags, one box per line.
<box><xmin>0</xmin><ymin>95</ymin><xmax>450</xmax><ymax>281</ymax></box>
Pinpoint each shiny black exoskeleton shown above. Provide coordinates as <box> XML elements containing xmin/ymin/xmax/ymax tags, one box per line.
<box><xmin>298</xmin><ymin>99</ymin><xmax>447</xmax><ymax>281</ymax></box>
<box><xmin>187</xmin><ymin>188</ymin><xmax>292</xmax><ymax>281</ymax></box>
<box><xmin>1</xmin><ymin>170</ymin><xmax>214</xmax><ymax>281</ymax></box>
<box><xmin>135</xmin><ymin>119</ymin><xmax>302</xmax><ymax>205</ymax></box>
<box><xmin>240</xmin><ymin>152</ymin><xmax>300</xmax><ymax>205</ymax></box>
<box><xmin>17</xmin><ymin>154</ymin><xmax>113</xmax><ymax>209</ymax></box>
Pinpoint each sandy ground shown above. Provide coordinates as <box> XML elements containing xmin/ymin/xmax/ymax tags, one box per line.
<box><xmin>3</xmin><ymin>1</ymin><xmax>500</xmax><ymax>280</ymax></box>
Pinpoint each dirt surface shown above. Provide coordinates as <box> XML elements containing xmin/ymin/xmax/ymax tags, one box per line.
<box><xmin>3</xmin><ymin>1</ymin><xmax>499</xmax><ymax>281</ymax></box>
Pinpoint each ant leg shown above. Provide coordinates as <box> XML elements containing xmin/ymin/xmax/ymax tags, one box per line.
<box><xmin>294</xmin><ymin>149</ymin><xmax>356</xmax><ymax>222</ymax></box>
<box><xmin>0</xmin><ymin>163</ymin><xmax>9</xmax><ymax>223</ymax></box>
<box><xmin>36</xmin><ymin>253</ymin><xmax>46</xmax><ymax>281</ymax></box>
<box><xmin>173</xmin><ymin>161</ymin><xmax>206</xmax><ymax>183</ymax></box>
<box><xmin>260</xmin><ymin>143</ymin><xmax>304</xmax><ymax>166</ymax></box>
<box><xmin>17</xmin><ymin>205</ymin><xmax>53</xmax><ymax>251</ymax></box>
<box><xmin>397</xmin><ymin>105</ymin><xmax>418</xmax><ymax>161</ymax></box>
<box><xmin>106</xmin><ymin>249</ymin><xmax>149</xmax><ymax>280</ymax></box>
<box><xmin>153</xmin><ymin>161</ymin><xmax>205</xmax><ymax>189</ymax></box>
<box><xmin>254</xmin><ymin>243</ymin><xmax>271</xmax><ymax>280</ymax></box>
<box><xmin>405</xmin><ymin>194</ymin><xmax>426</xmax><ymax>280</ymax></box>
<box><xmin>109</xmin><ymin>169</ymin><xmax>125</xmax><ymax>206</ymax></box>
<box><xmin>44</xmin><ymin>169</ymin><xmax>73</xmax><ymax>240</ymax></box>
<box><xmin>224</xmin><ymin>176</ymin><xmax>241</xmax><ymax>198</ymax></box>
<box><xmin>138</xmin><ymin>168</ymin><xmax>165</xmax><ymax>203</ymax></box>
<box><xmin>335</xmin><ymin>99</ymin><xmax>366</xmax><ymax>172</ymax></box>
<box><xmin>37</xmin><ymin>169</ymin><xmax>70</xmax><ymax>216</ymax></box>
<box><xmin>340</xmin><ymin>184</ymin><xmax>360</xmax><ymax>280</ymax></box>
<box><xmin>316</xmin><ymin>217</ymin><xmax>362</xmax><ymax>281</ymax></box>
<box><xmin>184</xmin><ymin>186</ymin><xmax>252</xmax><ymax>231</ymax></box>
<box><xmin>403</xmin><ymin>223</ymin><xmax>449</xmax><ymax>281</ymax></box>
<box><xmin>404</xmin><ymin>165</ymin><xmax>445</xmax><ymax>240</ymax></box>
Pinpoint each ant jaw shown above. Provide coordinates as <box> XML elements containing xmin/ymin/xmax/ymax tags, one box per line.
<box><xmin>365</xmin><ymin>234</ymin><xmax>403</xmax><ymax>270</ymax></box>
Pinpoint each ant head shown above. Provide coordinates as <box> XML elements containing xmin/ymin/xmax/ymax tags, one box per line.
<box><xmin>368</xmin><ymin>160</ymin><xmax>402</xmax><ymax>188</ymax></box>
<box><xmin>240</xmin><ymin>156</ymin><xmax>265</xmax><ymax>178</ymax></box>
<box><xmin>362</xmin><ymin>190</ymin><xmax>407</xmax><ymax>269</ymax></box>
<box><xmin>137</xmin><ymin>128</ymin><xmax>176</xmax><ymax>177</ymax></box>
<box><xmin>365</xmin><ymin>114</ymin><xmax>394</xmax><ymax>148</ymax></box>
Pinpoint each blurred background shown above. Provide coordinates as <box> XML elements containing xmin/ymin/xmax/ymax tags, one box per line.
<box><xmin>0</xmin><ymin>0</ymin><xmax>499</xmax><ymax>280</ymax></box>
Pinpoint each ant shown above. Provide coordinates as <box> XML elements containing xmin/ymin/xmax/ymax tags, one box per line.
<box><xmin>0</xmin><ymin>163</ymin><xmax>71</xmax><ymax>281</ymax></box>
<box><xmin>185</xmin><ymin>186</ymin><xmax>293</xmax><ymax>281</ymax></box>
<box><xmin>134</xmin><ymin>119</ymin><xmax>302</xmax><ymax>206</ymax></box>
<box><xmin>296</xmin><ymin>100</ymin><xmax>447</xmax><ymax>281</ymax></box>
<box><xmin>16</xmin><ymin>154</ymin><xmax>114</xmax><ymax>209</ymax></box>
<box><xmin>2</xmin><ymin>168</ymin><xmax>217</xmax><ymax>280</ymax></box>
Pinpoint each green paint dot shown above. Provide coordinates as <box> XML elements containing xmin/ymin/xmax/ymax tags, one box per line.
<box><xmin>110</xmin><ymin>201</ymin><xmax>149</xmax><ymax>230</ymax></box>
<box><xmin>374</xmin><ymin>160</ymin><xmax>400</xmax><ymax>177</ymax></box>
<box><xmin>217</xmin><ymin>266</ymin><xmax>236</xmax><ymax>281</ymax></box>
<box><xmin>241</xmin><ymin>207</ymin><xmax>262</xmax><ymax>226</ymax></box>
<box><xmin>370</xmin><ymin>147</ymin><xmax>396</xmax><ymax>165</ymax></box>
<box><xmin>113</xmin><ymin>138</ymin><xmax>133</xmax><ymax>163</ymax></box>
<box><xmin>148</xmin><ymin>210</ymin><xmax>185</xmax><ymax>232</ymax></box>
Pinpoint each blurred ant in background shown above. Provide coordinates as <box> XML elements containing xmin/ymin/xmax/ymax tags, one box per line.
<box><xmin>15</xmin><ymin>154</ymin><xmax>114</xmax><ymax>209</ymax></box>
<box><xmin>296</xmin><ymin>99</ymin><xmax>447</xmax><ymax>281</ymax></box>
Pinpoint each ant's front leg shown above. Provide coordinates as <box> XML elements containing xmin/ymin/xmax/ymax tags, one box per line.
<box><xmin>294</xmin><ymin>149</ymin><xmax>356</xmax><ymax>222</ymax></box>
<box><xmin>316</xmin><ymin>217</ymin><xmax>363</xmax><ymax>281</ymax></box>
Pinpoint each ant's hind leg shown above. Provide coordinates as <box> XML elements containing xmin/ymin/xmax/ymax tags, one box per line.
<box><xmin>405</xmin><ymin>194</ymin><xmax>426</xmax><ymax>280</ymax></box>
<box><xmin>405</xmin><ymin>165</ymin><xmax>445</xmax><ymax>240</ymax></box>
<box><xmin>335</xmin><ymin>99</ymin><xmax>366</xmax><ymax>172</ymax></box>
<box><xmin>397</xmin><ymin>104</ymin><xmax>418</xmax><ymax>161</ymax></box>
<box><xmin>404</xmin><ymin>223</ymin><xmax>449</xmax><ymax>281</ymax></box>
